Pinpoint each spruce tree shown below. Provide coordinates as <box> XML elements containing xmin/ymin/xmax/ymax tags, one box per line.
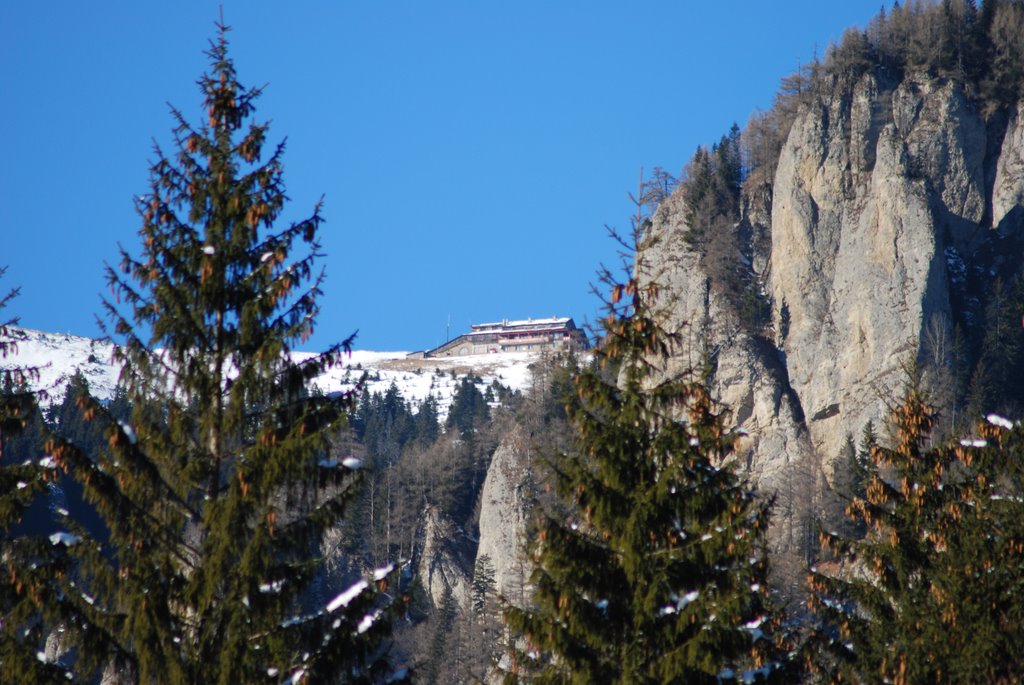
<box><xmin>809</xmin><ymin>382</ymin><xmax>1024</xmax><ymax>683</ymax></box>
<box><xmin>446</xmin><ymin>377</ymin><xmax>490</xmax><ymax>439</ymax></box>
<box><xmin>472</xmin><ymin>553</ymin><xmax>497</xmax><ymax>620</ymax></box>
<box><xmin>0</xmin><ymin>273</ymin><xmax>47</xmax><ymax>518</ymax></box>
<box><xmin>0</xmin><ymin>273</ymin><xmax>70</xmax><ymax>683</ymax></box>
<box><xmin>0</xmin><ymin>24</ymin><xmax>405</xmax><ymax>685</ymax></box>
<box><xmin>502</xmin><ymin>229</ymin><xmax>791</xmax><ymax>684</ymax></box>
<box><xmin>0</xmin><ymin>271</ymin><xmax>41</xmax><ymax>459</ymax></box>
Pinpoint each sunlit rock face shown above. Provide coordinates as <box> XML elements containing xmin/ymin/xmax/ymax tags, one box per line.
<box><xmin>475</xmin><ymin>428</ymin><xmax>533</xmax><ymax>608</ymax></box>
<box><xmin>646</xmin><ymin>71</ymin><xmax>1023</xmax><ymax>514</ymax></box>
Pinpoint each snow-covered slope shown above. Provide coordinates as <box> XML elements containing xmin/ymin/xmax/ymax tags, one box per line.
<box><xmin>3</xmin><ymin>328</ymin><xmax>122</xmax><ymax>402</ymax></box>
<box><xmin>1</xmin><ymin>328</ymin><xmax>549</xmax><ymax>420</ymax></box>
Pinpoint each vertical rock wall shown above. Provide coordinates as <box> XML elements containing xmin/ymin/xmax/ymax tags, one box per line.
<box><xmin>647</xmin><ymin>72</ymin><xmax>1024</xmax><ymax>497</ymax></box>
<box><xmin>475</xmin><ymin>428</ymin><xmax>533</xmax><ymax>607</ymax></box>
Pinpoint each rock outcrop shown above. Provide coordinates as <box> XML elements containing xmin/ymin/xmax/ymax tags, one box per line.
<box><xmin>994</xmin><ymin>102</ymin><xmax>1024</xmax><ymax>229</ymax></box>
<box><xmin>475</xmin><ymin>428</ymin><xmax>534</xmax><ymax>607</ymax></box>
<box><xmin>767</xmin><ymin>73</ymin><xmax>968</xmax><ymax>466</ymax></box>
<box><xmin>648</xmin><ymin>71</ymin><xmax>1024</xmax><ymax>505</ymax></box>
<box><xmin>416</xmin><ymin>506</ymin><xmax>473</xmax><ymax>612</ymax></box>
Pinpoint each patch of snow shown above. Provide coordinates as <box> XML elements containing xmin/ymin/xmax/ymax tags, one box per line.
<box><xmin>356</xmin><ymin>609</ymin><xmax>381</xmax><ymax>634</ymax></box>
<box><xmin>743</xmin><ymin>616</ymin><xmax>764</xmax><ymax>630</ymax></box>
<box><xmin>259</xmin><ymin>580</ymin><xmax>284</xmax><ymax>594</ymax></box>
<box><xmin>959</xmin><ymin>437</ymin><xmax>987</xmax><ymax>448</ymax></box>
<box><xmin>283</xmin><ymin>668</ymin><xmax>305</xmax><ymax>685</ymax></box>
<box><xmin>326</xmin><ymin>579</ymin><xmax>367</xmax><ymax>613</ymax></box>
<box><xmin>118</xmin><ymin>421</ymin><xmax>137</xmax><ymax>444</ymax></box>
<box><xmin>661</xmin><ymin>589</ymin><xmax>699</xmax><ymax>616</ymax></box>
<box><xmin>341</xmin><ymin>457</ymin><xmax>362</xmax><ymax>470</ymax></box>
<box><xmin>945</xmin><ymin>247</ymin><xmax>966</xmax><ymax>286</ymax></box>
<box><xmin>202</xmin><ymin>245</ymin><xmax>216</xmax><ymax>255</ymax></box>
<box><xmin>49</xmin><ymin>531</ymin><xmax>81</xmax><ymax>547</ymax></box>
<box><xmin>986</xmin><ymin>413</ymin><xmax>1014</xmax><ymax>430</ymax></box>
<box><xmin>373</xmin><ymin>563</ymin><xmax>395</xmax><ymax>581</ymax></box>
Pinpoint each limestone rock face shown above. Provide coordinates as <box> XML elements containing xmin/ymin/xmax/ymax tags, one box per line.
<box><xmin>645</xmin><ymin>186</ymin><xmax>816</xmax><ymax>501</ymax></box>
<box><xmin>475</xmin><ymin>428</ymin><xmax>533</xmax><ymax>607</ymax></box>
<box><xmin>994</xmin><ymin>103</ymin><xmax>1024</xmax><ymax>229</ymax></box>
<box><xmin>417</xmin><ymin>505</ymin><xmax>473</xmax><ymax>612</ymax></box>
<box><xmin>766</xmin><ymin>75</ymin><xmax>988</xmax><ymax>466</ymax></box>
<box><xmin>647</xmin><ymin>71</ymin><xmax>1024</xmax><ymax>498</ymax></box>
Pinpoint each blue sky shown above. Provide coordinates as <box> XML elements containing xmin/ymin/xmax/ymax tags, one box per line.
<box><xmin>1</xmin><ymin>2</ymin><xmax>882</xmax><ymax>352</ymax></box>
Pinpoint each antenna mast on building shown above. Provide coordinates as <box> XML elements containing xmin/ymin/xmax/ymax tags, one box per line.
<box><xmin>446</xmin><ymin>314</ymin><xmax>451</xmax><ymax>342</ymax></box>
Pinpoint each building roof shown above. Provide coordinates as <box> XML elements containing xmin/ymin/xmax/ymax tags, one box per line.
<box><xmin>472</xmin><ymin>316</ymin><xmax>573</xmax><ymax>330</ymax></box>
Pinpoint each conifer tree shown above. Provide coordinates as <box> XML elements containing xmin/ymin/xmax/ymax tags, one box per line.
<box><xmin>809</xmin><ymin>381</ymin><xmax>1024</xmax><ymax>683</ymax></box>
<box><xmin>465</xmin><ymin>551</ymin><xmax>502</xmax><ymax>681</ymax></box>
<box><xmin>0</xmin><ymin>271</ymin><xmax>42</xmax><ymax>463</ymax></box>
<box><xmin>422</xmin><ymin>585</ymin><xmax>459</xmax><ymax>685</ymax></box>
<box><xmin>502</xmin><ymin>228</ymin><xmax>791</xmax><ymax>684</ymax></box>
<box><xmin>0</xmin><ymin>273</ymin><xmax>48</xmax><ymax>518</ymax></box>
<box><xmin>0</xmin><ymin>273</ymin><xmax>69</xmax><ymax>683</ymax></box>
<box><xmin>446</xmin><ymin>377</ymin><xmax>490</xmax><ymax>439</ymax></box>
<box><xmin>0</xmin><ymin>25</ymin><xmax>405</xmax><ymax>685</ymax></box>
<box><xmin>472</xmin><ymin>553</ymin><xmax>497</xmax><ymax>620</ymax></box>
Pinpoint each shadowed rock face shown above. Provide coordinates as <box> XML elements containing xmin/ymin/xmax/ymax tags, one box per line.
<box><xmin>417</xmin><ymin>505</ymin><xmax>474</xmax><ymax>612</ymax></box>
<box><xmin>645</xmin><ymin>72</ymin><xmax>1023</xmax><ymax>503</ymax></box>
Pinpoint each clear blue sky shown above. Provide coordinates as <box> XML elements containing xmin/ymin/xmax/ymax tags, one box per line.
<box><xmin>1</xmin><ymin>2</ymin><xmax>882</xmax><ymax>352</ymax></box>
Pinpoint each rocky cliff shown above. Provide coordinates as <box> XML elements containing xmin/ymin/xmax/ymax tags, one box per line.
<box><xmin>416</xmin><ymin>505</ymin><xmax>474</xmax><ymax>612</ymax></box>
<box><xmin>646</xmin><ymin>71</ymin><xmax>1024</xmax><ymax>512</ymax></box>
<box><xmin>475</xmin><ymin>427</ymin><xmax>534</xmax><ymax>607</ymax></box>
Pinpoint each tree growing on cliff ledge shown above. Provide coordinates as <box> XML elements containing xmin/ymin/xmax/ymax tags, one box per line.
<box><xmin>0</xmin><ymin>24</ymin><xmax>405</xmax><ymax>685</ymax></box>
<box><xmin>502</xmin><ymin>226</ymin><xmax>792</xmax><ymax>684</ymax></box>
